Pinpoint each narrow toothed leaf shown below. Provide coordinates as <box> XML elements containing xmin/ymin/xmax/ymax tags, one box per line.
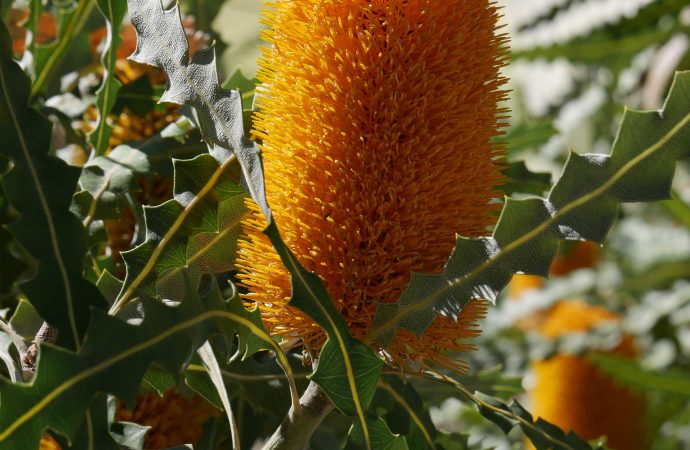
<box><xmin>0</xmin><ymin>19</ymin><xmax>105</xmax><ymax>349</ymax></box>
<box><xmin>89</xmin><ymin>0</ymin><xmax>127</xmax><ymax>155</ymax></box>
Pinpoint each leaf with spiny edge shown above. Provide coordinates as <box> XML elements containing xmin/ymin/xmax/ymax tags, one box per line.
<box><xmin>125</xmin><ymin>1</ymin><xmax>381</xmax><ymax>446</ymax></box>
<box><xmin>0</xmin><ymin>274</ymin><xmax>286</xmax><ymax>449</ymax></box>
<box><xmin>126</xmin><ymin>0</ymin><xmax>269</xmax><ymax>216</ymax></box>
<box><xmin>459</xmin><ymin>387</ymin><xmax>599</xmax><ymax>450</ymax></box>
<box><xmin>369</xmin><ymin>71</ymin><xmax>690</xmax><ymax>346</ymax></box>
<box><xmin>71</xmin><ymin>145</ymin><xmax>150</xmax><ymax>232</ymax></box>
<box><xmin>0</xmin><ymin>19</ymin><xmax>105</xmax><ymax>350</ymax></box>
<box><xmin>89</xmin><ymin>0</ymin><xmax>127</xmax><ymax>155</ymax></box>
<box><xmin>112</xmin><ymin>153</ymin><xmax>245</xmax><ymax>310</ymax></box>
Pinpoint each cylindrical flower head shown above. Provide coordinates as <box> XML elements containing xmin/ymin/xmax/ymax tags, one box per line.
<box><xmin>531</xmin><ymin>301</ymin><xmax>646</xmax><ymax>450</ymax></box>
<box><xmin>115</xmin><ymin>391</ymin><xmax>220</xmax><ymax>449</ymax></box>
<box><xmin>237</xmin><ymin>0</ymin><xmax>507</xmax><ymax>372</ymax></box>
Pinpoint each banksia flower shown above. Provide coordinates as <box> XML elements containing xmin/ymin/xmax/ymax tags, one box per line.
<box><xmin>38</xmin><ymin>435</ymin><xmax>61</xmax><ymax>450</ymax></box>
<box><xmin>237</xmin><ymin>0</ymin><xmax>507</xmax><ymax>372</ymax></box>
<box><xmin>115</xmin><ymin>390</ymin><xmax>220</xmax><ymax>449</ymax></box>
<box><xmin>530</xmin><ymin>301</ymin><xmax>646</xmax><ymax>450</ymax></box>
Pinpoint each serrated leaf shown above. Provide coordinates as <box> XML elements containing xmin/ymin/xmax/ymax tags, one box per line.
<box><xmin>72</xmin><ymin>145</ymin><xmax>150</xmax><ymax>231</ymax></box>
<box><xmin>0</xmin><ymin>19</ymin><xmax>105</xmax><ymax>349</ymax></box>
<box><xmin>110</xmin><ymin>153</ymin><xmax>245</xmax><ymax>309</ymax></box>
<box><xmin>427</xmin><ymin>371</ymin><xmax>602</xmax><ymax>450</ymax></box>
<box><xmin>369</xmin><ymin>71</ymin><xmax>690</xmax><ymax>344</ymax></box>
<box><xmin>126</xmin><ymin>0</ymin><xmax>269</xmax><ymax>217</ymax></box>
<box><xmin>473</xmin><ymin>391</ymin><xmax>514</xmax><ymax>435</ymax></box>
<box><xmin>0</xmin><ymin>274</ymin><xmax>290</xmax><ymax>448</ymax></box>
<box><xmin>89</xmin><ymin>0</ymin><xmax>127</xmax><ymax>155</ymax></box>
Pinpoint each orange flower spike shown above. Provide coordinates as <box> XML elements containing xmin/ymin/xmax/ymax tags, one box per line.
<box><xmin>115</xmin><ymin>391</ymin><xmax>220</xmax><ymax>450</ymax></box>
<box><xmin>38</xmin><ymin>435</ymin><xmax>61</xmax><ymax>450</ymax></box>
<box><xmin>531</xmin><ymin>301</ymin><xmax>646</xmax><ymax>450</ymax></box>
<box><xmin>238</xmin><ymin>0</ymin><xmax>508</xmax><ymax>371</ymax></box>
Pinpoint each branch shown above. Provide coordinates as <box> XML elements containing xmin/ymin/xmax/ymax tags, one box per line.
<box><xmin>262</xmin><ymin>381</ymin><xmax>334</xmax><ymax>450</ymax></box>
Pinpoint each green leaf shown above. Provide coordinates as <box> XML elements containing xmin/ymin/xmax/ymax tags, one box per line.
<box><xmin>309</xmin><ymin>339</ymin><xmax>382</xmax><ymax>416</ymax></box>
<box><xmin>0</xmin><ymin>275</ymin><xmax>289</xmax><ymax>448</ymax></box>
<box><xmin>110</xmin><ymin>153</ymin><xmax>245</xmax><ymax>310</ymax></box>
<box><xmin>185</xmin><ymin>353</ymin><xmax>309</xmax><ymax>417</ymax></box>
<box><xmin>30</xmin><ymin>0</ymin><xmax>97</xmax><ymax>99</ymax></box>
<box><xmin>197</xmin><ymin>341</ymin><xmax>239</xmax><ymax>449</ymax></box>
<box><xmin>111</xmin><ymin>75</ymin><xmax>164</xmax><ymax>117</ymax></box>
<box><xmin>369</xmin><ymin>71</ymin><xmax>690</xmax><ymax>344</ymax></box>
<box><xmin>346</xmin><ymin>416</ymin><xmax>409</xmax><ymax>450</ymax></box>
<box><xmin>8</xmin><ymin>299</ymin><xmax>43</xmax><ymax>340</ymax></box>
<box><xmin>89</xmin><ymin>0</ymin><xmax>127</xmax><ymax>156</ymax></box>
<box><xmin>263</xmin><ymin>221</ymin><xmax>384</xmax><ymax>448</ymax></box>
<box><xmin>0</xmin><ymin>19</ymin><xmax>105</xmax><ymax>350</ymax></box>
<box><xmin>501</xmin><ymin>161</ymin><xmax>552</xmax><ymax>196</ymax></box>
<box><xmin>589</xmin><ymin>353</ymin><xmax>690</xmax><ymax>397</ymax></box>
<box><xmin>71</xmin><ymin>145</ymin><xmax>151</xmax><ymax>232</ymax></box>
<box><xmin>142</xmin><ymin>365</ymin><xmax>176</xmax><ymax>396</ymax></box>
<box><xmin>66</xmin><ymin>395</ymin><xmax>120</xmax><ymax>450</ymax></box>
<box><xmin>376</xmin><ymin>376</ymin><xmax>437</xmax><ymax>450</ymax></box>
<box><xmin>446</xmin><ymin>383</ymin><xmax>597</xmax><ymax>450</ymax></box>
<box><xmin>500</xmin><ymin>120</ymin><xmax>557</xmax><ymax>159</ymax></box>
<box><xmin>0</xmin><ymin>182</ymin><xmax>29</xmax><ymax>303</ymax></box>
<box><xmin>222</xmin><ymin>69</ymin><xmax>257</xmax><ymax>109</ymax></box>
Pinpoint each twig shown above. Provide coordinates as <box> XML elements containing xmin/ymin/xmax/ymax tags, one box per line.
<box><xmin>22</xmin><ymin>321</ymin><xmax>57</xmax><ymax>372</ymax></box>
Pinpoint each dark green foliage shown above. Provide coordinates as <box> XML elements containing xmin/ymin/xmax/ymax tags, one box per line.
<box><xmin>0</xmin><ymin>19</ymin><xmax>105</xmax><ymax>349</ymax></box>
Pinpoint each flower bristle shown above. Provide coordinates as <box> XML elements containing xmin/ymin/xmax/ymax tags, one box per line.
<box><xmin>237</xmin><ymin>0</ymin><xmax>508</xmax><ymax>372</ymax></box>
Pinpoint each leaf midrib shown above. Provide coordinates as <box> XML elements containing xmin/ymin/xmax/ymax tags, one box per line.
<box><xmin>110</xmin><ymin>155</ymin><xmax>236</xmax><ymax>313</ymax></box>
<box><xmin>0</xmin><ymin>309</ymin><xmax>288</xmax><ymax>442</ymax></box>
<box><xmin>0</xmin><ymin>48</ymin><xmax>79</xmax><ymax>349</ymax></box>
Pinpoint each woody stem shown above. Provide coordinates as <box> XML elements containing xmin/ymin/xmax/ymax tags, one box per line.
<box><xmin>262</xmin><ymin>381</ymin><xmax>334</xmax><ymax>450</ymax></box>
